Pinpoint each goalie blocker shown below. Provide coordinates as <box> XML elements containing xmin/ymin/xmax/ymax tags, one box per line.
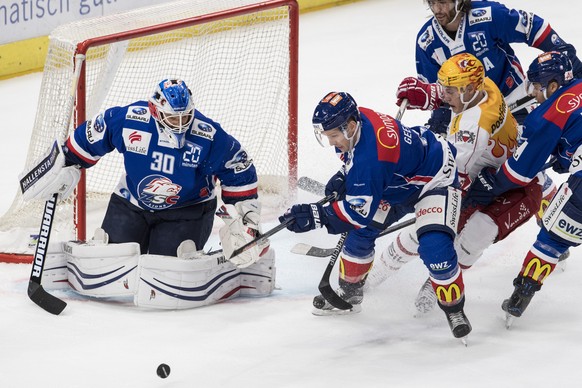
<box><xmin>44</xmin><ymin>236</ymin><xmax>275</xmax><ymax>310</ymax></box>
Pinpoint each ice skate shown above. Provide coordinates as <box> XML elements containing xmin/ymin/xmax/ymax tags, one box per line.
<box><xmin>502</xmin><ymin>276</ymin><xmax>541</xmax><ymax>328</ymax></box>
<box><xmin>414</xmin><ymin>277</ymin><xmax>437</xmax><ymax>314</ymax></box>
<box><xmin>439</xmin><ymin>298</ymin><xmax>472</xmax><ymax>345</ymax></box>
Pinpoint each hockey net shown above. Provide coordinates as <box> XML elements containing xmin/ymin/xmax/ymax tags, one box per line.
<box><xmin>0</xmin><ymin>0</ymin><xmax>298</xmax><ymax>262</ymax></box>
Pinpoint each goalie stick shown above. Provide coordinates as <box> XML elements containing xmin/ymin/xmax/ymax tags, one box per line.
<box><xmin>315</xmin><ymin>99</ymin><xmax>410</xmax><ymax>310</ymax></box>
<box><xmin>27</xmin><ymin>193</ymin><xmax>67</xmax><ymax>315</ymax></box>
<box><xmin>25</xmin><ymin>53</ymin><xmax>87</xmax><ymax>315</ymax></box>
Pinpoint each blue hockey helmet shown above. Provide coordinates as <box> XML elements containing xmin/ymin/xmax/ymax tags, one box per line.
<box><xmin>312</xmin><ymin>92</ymin><xmax>361</xmax><ymax>147</ymax></box>
<box><xmin>527</xmin><ymin>51</ymin><xmax>574</xmax><ymax>89</ymax></box>
<box><xmin>148</xmin><ymin>79</ymin><xmax>195</xmax><ymax>148</ymax></box>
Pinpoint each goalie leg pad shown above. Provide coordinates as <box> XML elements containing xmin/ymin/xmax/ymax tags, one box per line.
<box><xmin>239</xmin><ymin>248</ymin><xmax>276</xmax><ymax>297</ymax></box>
<box><xmin>42</xmin><ymin>241</ymin><xmax>69</xmax><ymax>291</ymax></box>
<box><xmin>135</xmin><ymin>251</ymin><xmax>242</xmax><ymax>310</ymax></box>
<box><xmin>66</xmin><ymin>241</ymin><xmax>141</xmax><ymax>297</ymax></box>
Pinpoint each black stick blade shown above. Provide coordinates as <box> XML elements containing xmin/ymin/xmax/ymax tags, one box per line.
<box><xmin>28</xmin><ymin>281</ymin><xmax>67</xmax><ymax>315</ymax></box>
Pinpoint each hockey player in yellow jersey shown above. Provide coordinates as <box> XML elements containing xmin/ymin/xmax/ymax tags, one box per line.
<box><xmin>367</xmin><ymin>53</ymin><xmax>544</xmax><ymax>313</ymax></box>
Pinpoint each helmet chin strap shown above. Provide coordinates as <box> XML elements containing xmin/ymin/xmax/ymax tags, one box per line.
<box><xmin>459</xmin><ymin>88</ymin><xmax>481</xmax><ymax>111</ymax></box>
<box><xmin>342</xmin><ymin>121</ymin><xmax>361</xmax><ymax>151</ymax></box>
<box><xmin>444</xmin><ymin>0</ymin><xmax>463</xmax><ymax>30</ymax></box>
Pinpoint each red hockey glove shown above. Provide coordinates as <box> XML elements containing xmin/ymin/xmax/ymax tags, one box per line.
<box><xmin>396</xmin><ymin>77</ymin><xmax>442</xmax><ymax>110</ymax></box>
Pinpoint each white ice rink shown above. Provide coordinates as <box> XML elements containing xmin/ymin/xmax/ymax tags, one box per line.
<box><xmin>1</xmin><ymin>1</ymin><xmax>581</xmax><ymax>387</ymax></box>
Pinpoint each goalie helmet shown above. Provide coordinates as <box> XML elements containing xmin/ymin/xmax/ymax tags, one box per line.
<box><xmin>312</xmin><ymin>92</ymin><xmax>361</xmax><ymax>147</ymax></box>
<box><xmin>148</xmin><ymin>79</ymin><xmax>195</xmax><ymax>148</ymax></box>
<box><xmin>527</xmin><ymin>51</ymin><xmax>574</xmax><ymax>89</ymax></box>
<box><xmin>437</xmin><ymin>53</ymin><xmax>485</xmax><ymax>91</ymax></box>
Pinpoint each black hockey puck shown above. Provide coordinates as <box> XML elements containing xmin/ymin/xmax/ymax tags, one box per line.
<box><xmin>313</xmin><ymin>295</ymin><xmax>325</xmax><ymax>309</ymax></box>
<box><xmin>156</xmin><ymin>363</ymin><xmax>171</xmax><ymax>379</ymax></box>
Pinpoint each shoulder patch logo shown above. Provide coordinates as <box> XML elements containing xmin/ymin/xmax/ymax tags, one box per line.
<box><xmin>190</xmin><ymin>120</ymin><xmax>217</xmax><ymax>140</ymax></box>
<box><xmin>468</xmin><ymin>7</ymin><xmax>492</xmax><ymax>26</ymax></box>
<box><xmin>126</xmin><ymin>106</ymin><xmax>151</xmax><ymax>123</ymax></box>
<box><xmin>418</xmin><ymin>27</ymin><xmax>434</xmax><ymax>51</ymax></box>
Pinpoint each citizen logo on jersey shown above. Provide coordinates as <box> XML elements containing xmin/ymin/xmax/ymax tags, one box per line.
<box><xmin>468</xmin><ymin>7</ymin><xmax>492</xmax><ymax>26</ymax></box>
<box><xmin>138</xmin><ymin>175</ymin><xmax>182</xmax><ymax>210</ymax></box>
<box><xmin>123</xmin><ymin>128</ymin><xmax>151</xmax><ymax>155</ymax></box>
<box><xmin>190</xmin><ymin>121</ymin><xmax>216</xmax><ymax>140</ymax></box>
<box><xmin>225</xmin><ymin>149</ymin><xmax>253</xmax><ymax>173</ymax></box>
<box><xmin>125</xmin><ymin>106</ymin><xmax>151</xmax><ymax>123</ymax></box>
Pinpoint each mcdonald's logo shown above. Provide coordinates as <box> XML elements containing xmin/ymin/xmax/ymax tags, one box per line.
<box><xmin>523</xmin><ymin>257</ymin><xmax>553</xmax><ymax>283</ymax></box>
<box><xmin>435</xmin><ymin>284</ymin><xmax>462</xmax><ymax>303</ymax></box>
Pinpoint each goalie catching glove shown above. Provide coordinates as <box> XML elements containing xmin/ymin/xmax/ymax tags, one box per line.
<box><xmin>19</xmin><ymin>140</ymin><xmax>81</xmax><ymax>202</ymax></box>
<box><xmin>218</xmin><ymin>199</ymin><xmax>266</xmax><ymax>268</ymax></box>
<box><xmin>396</xmin><ymin>77</ymin><xmax>443</xmax><ymax>111</ymax></box>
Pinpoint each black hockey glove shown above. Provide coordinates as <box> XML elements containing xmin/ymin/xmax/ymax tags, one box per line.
<box><xmin>279</xmin><ymin>203</ymin><xmax>327</xmax><ymax>233</ymax></box>
<box><xmin>325</xmin><ymin>169</ymin><xmax>347</xmax><ymax>199</ymax></box>
<box><xmin>464</xmin><ymin>167</ymin><xmax>498</xmax><ymax>207</ymax></box>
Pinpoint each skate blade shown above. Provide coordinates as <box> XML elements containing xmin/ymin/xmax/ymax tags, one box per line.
<box><xmin>459</xmin><ymin>336</ymin><xmax>469</xmax><ymax>347</ymax></box>
<box><xmin>311</xmin><ymin>304</ymin><xmax>362</xmax><ymax>316</ymax></box>
<box><xmin>505</xmin><ymin>313</ymin><xmax>515</xmax><ymax>329</ymax></box>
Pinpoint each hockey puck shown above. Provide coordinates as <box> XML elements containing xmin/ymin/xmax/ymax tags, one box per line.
<box><xmin>156</xmin><ymin>363</ymin><xmax>171</xmax><ymax>379</ymax></box>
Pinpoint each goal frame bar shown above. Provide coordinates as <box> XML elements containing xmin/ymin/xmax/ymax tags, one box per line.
<box><xmin>70</xmin><ymin>0</ymin><xmax>299</xmax><ymax>242</ymax></box>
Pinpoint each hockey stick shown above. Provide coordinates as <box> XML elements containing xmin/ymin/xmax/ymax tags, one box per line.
<box><xmin>508</xmin><ymin>95</ymin><xmax>536</xmax><ymax>113</ymax></box>
<box><xmin>228</xmin><ymin>193</ymin><xmax>337</xmax><ymax>260</ymax></box>
<box><xmin>316</xmin><ymin>232</ymin><xmax>351</xmax><ymax>310</ymax></box>
<box><xmin>27</xmin><ymin>193</ymin><xmax>67</xmax><ymax>315</ymax></box>
<box><xmin>293</xmin><ymin>217</ymin><xmax>416</xmax><ymax>257</ymax></box>
<box><xmin>24</xmin><ymin>54</ymin><xmax>87</xmax><ymax>315</ymax></box>
<box><xmin>315</xmin><ymin>100</ymin><xmax>411</xmax><ymax>310</ymax></box>
<box><xmin>297</xmin><ymin>176</ymin><xmax>325</xmax><ymax>196</ymax></box>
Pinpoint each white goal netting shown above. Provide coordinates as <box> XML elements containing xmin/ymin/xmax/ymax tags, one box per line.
<box><xmin>0</xmin><ymin>0</ymin><xmax>298</xmax><ymax>258</ymax></box>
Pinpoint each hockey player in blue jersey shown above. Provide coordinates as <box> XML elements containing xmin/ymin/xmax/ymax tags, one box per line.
<box><xmin>397</xmin><ymin>0</ymin><xmax>582</xmax><ymax>130</ymax></box>
<box><xmin>21</xmin><ymin>79</ymin><xmax>265</xmax><ymax>269</ymax></box>
<box><xmin>466</xmin><ymin>51</ymin><xmax>582</xmax><ymax>323</ymax></box>
<box><xmin>279</xmin><ymin>92</ymin><xmax>471</xmax><ymax>340</ymax></box>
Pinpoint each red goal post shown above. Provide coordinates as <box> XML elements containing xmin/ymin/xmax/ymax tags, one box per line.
<box><xmin>0</xmin><ymin>0</ymin><xmax>298</xmax><ymax>263</ymax></box>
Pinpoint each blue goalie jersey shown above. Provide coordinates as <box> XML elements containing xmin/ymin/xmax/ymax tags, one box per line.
<box><xmin>325</xmin><ymin>107</ymin><xmax>457</xmax><ymax>231</ymax></box>
<box><xmin>416</xmin><ymin>1</ymin><xmax>553</xmax><ymax>105</ymax></box>
<box><xmin>64</xmin><ymin>102</ymin><xmax>258</xmax><ymax>211</ymax></box>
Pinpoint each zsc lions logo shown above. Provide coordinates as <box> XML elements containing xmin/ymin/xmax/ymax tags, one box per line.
<box><xmin>138</xmin><ymin>175</ymin><xmax>182</xmax><ymax>210</ymax></box>
<box><xmin>225</xmin><ymin>149</ymin><xmax>253</xmax><ymax>173</ymax></box>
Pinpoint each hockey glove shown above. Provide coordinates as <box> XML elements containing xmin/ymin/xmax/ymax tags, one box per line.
<box><xmin>325</xmin><ymin>169</ymin><xmax>347</xmax><ymax>199</ymax></box>
<box><xmin>426</xmin><ymin>107</ymin><xmax>451</xmax><ymax>135</ymax></box>
<box><xmin>396</xmin><ymin>77</ymin><xmax>443</xmax><ymax>111</ymax></box>
<box><xmin>279</xmin><ymin>203</ymin><xmax>326</xmax><ymax>233</ymax></box>
<box><xmin>464</xmin><ymin>168</ymin><xmax>498</xmax><ymax>207</ymax></box>
<box><xmin>218</xmin><ymin>200</ymin><xmax>264</xmax><ymax>268</ymax></box>
<box><xmin>20</xmin><ymin>140</ymin><xmax>81</xmax><ymax>202</ymax></box>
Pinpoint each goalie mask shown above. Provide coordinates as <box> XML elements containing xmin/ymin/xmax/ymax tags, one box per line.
<box><xmin>148</xmin><ymin>79</ymin><xmax>195</xmax><ymax>148</ymax></box>
<box><xmin>312</xmin><ymin>91</ymin><xmax>361</xmax><ymax>151</ymax></box>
